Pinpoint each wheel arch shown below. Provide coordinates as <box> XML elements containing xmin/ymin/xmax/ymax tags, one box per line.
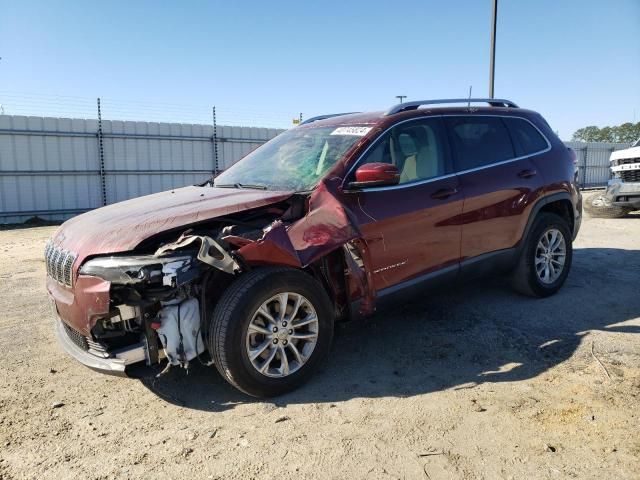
<box><xmin>521</xmin><ymin>192</ymin><xmax>574</xmax><ymax>248</ymax></box>
<box><xmin>303</xmin><ymin>249</ymin><xmax>351</xmax><ymax>322</ymax></box>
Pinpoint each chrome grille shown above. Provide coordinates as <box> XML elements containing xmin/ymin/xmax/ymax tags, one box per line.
<box><xmin>44</xmin><ymin>241</ymin><xmax>77</xmax><ymax>287</ymax></box>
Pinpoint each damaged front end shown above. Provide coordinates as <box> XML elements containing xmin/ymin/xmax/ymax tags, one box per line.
<box><xmin>78</xmin><ymin>243</ymin><xmax>224</xmax><ymax>369</ymax></box>
<box><xmin>49</xmin><ymin>183</ymin><xmax>376</xmax><ymax>378</ymax></box>
<box><xmin>50</xmin><ymin>233</ymin><xmax>240</xmax><ymax>376</ymax></box>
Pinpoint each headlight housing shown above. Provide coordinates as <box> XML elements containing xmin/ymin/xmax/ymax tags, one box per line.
<box><xmin>79</xmin><ymin>254</ymin><xmax>196</xmax><ymax>287</ymax></box>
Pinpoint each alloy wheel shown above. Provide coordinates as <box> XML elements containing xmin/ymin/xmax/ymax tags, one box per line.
<box><xmin>534</xmin><ymin>228</ymin><xmax>566</xmax><ymax>284</ymax></box>
<box><xmin>245</xmin><ymin>292</ymin><xmax>319</xmax><ymax>378</ymax></box>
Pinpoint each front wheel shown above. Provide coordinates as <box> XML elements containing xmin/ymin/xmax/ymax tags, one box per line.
<box><xmin>208</xmin><ymin>267</ymin><xmax>334</xmax><ymax>397</ymax></box>
<box><xmin>511</xmin><ymin>213</ymin><xmax>573</xmax><ymax>297</ymax></box>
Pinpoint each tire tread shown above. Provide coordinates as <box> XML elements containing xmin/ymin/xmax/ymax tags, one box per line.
<box><xmin>208</xmin><ymin>267</ymin><xmax>333</xmax><ymax>397</ymax></box>
<box><xmin>210</xmin><ymin>267</ymin><xmax>291</xmax><ymax>393</ymax></box>
<box><xmin>512</xmin><ymin>212</ymin><xmax>573</xmax><ymax>298</ymax></box>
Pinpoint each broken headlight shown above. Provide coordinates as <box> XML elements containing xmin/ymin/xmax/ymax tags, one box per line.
<box><xmin>79</xmin><ymin>254</ymin><xmax>197</xmax><ymax>287</ymax></box>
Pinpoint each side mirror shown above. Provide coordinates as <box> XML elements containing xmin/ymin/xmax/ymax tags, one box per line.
<box><xmin>348</xmin><ymin>163</ymin><xmax>400</xmax><ymax>189</ymax></box>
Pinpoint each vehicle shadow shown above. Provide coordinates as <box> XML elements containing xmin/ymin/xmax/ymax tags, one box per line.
<box><xmin>139</xmin><ymin>247</ymin><xmax>640</xmax><ymax>412</ymax></box>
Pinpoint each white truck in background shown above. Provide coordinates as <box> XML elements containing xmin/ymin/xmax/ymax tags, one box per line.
<box><xmin>584</xmin><ymin>138</ymin><xmax>640</xmax><ymax>218</ymax></box>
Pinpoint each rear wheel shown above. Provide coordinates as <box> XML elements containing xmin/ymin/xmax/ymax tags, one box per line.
<box><xmin>209</xmin><ymin>267</ymin><xmax>334</xmax><ymax>397</ymax></box>
<box><xmin>583</xmin><ymin>192</ymin><xmax>631</xmax><ymax>218</ymax></box>
<box><xmin>512</xmin><ymin>213</ymin><xmax>573</xmax><ymax>297</ymax></box>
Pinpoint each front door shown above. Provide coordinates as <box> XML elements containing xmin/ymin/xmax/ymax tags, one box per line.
<box><xmin>342</xmin><ymin>117</ymin><xmax>463</xmax><ymax>291</ymax></box>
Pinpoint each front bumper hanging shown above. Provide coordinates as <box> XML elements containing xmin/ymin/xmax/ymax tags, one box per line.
<box><xmin>54</xmin><ymin>316</ymin><xmax>148</xmax><ymax>377</ymax></box>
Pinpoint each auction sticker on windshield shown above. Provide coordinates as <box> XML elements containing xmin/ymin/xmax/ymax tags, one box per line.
<box><xmin>330</xmin><ymin>126</ymin><xmax>372</xmax><ymax>136</ymax></box>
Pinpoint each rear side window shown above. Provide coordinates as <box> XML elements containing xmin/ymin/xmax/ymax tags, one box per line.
<box><xmin>504</xmin><ymin>117</ymin><xmax>548</xmax><ymax>156</ymax></box>
<box><xmin>445</xmin><ymin>116</ymin><xmax>515</xmax><ymax>171</ymax></box>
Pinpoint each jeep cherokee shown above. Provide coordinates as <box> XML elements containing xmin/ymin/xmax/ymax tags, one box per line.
<box><xmin>46</xmin><ymin>98</ymin><xmax>582</xmax><ymax>397</ymax></box>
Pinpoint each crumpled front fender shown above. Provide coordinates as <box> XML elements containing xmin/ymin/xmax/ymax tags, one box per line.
<box><xmin>237</xmin><ymin>182</ymin><xmax>360</xmax><ymax>268</ymax></box>
<box><xmin>235</xmin><ymin>180</ymin><xmax>376</xmax><ymax>315</ymax></box>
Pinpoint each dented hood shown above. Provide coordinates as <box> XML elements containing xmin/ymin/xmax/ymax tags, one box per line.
<box><xmin>52</xmin><ymin>185</ymin><xmax>294</xmax><ymax>260</ymax></box>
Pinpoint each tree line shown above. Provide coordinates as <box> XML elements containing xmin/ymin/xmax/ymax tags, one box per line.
<box><xmin>572</xmin><ymin>122</ymin><xmax>640</xmax><ymax>143</ymax></box>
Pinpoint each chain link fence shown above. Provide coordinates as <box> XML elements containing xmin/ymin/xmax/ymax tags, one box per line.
<box><xmin>0</xmin><ymin>92</ymin><xmax>297</xmax><ymax>128</ymax></box>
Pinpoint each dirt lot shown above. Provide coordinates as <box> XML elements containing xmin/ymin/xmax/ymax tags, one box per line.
<box><xmin>0</xmin><ymin>209</ymin><xmax>639</xmax><ymax>480</ymax></box>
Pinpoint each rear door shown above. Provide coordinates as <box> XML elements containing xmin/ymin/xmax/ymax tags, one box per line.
<box><xmin>342</xmin><ymin>117</ymin><xmax>463</xmax><ymax>291</ymax></box>
<box><xmin>444</xmin><ymin>115</ymin><xmax>548</xmax><ymax>261</ymax></box>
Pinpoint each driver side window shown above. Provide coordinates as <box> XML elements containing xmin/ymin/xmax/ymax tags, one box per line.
<box><xmin>358</xmin><ymin>118</ymin><xmax>447</xmax><ymax>184</ymax></box>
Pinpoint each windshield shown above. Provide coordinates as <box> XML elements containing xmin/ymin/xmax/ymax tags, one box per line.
<box><xmin>633</xmin><ymin>138</ymin><xmax>640</xmax><ymax>148</ymax></box>
<box><xmin>214</xmin><ymin>125</ymin><xmax>371</xmax><ymax>191</ymax></box>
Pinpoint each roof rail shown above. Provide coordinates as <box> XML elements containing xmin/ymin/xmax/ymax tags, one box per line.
<box><xmin>299</xmin><ymin>112</ymin><xmax>360</xmax><ymax>125</ymax></box>
<box><xmin>385</xmin><ymin>98</ymin><xmax>519</xmax><ymax>116</ymax></box>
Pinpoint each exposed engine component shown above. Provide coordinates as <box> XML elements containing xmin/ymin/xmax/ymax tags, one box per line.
<box><xmin>153</xmin><ymin>298</ymin><xmax>204</xmax><ymax>369</ymax></box>
<box><xmin>113</xmin><ymin>304</ymin><xmax>139</xmax><ymax>332</ymax></box>
<box><xmin>154</xmin><ymin>234</ymin><xmax>240</xmax><ymax>275</ymax></box>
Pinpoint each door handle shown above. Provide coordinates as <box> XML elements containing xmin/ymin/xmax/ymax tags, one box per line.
<box><xmin>518</xmin><ymin>169</ymin><xmax>537</xmax><ymax>179</ymax></box>
<box><xmin>431</xmin><ymin>187</ymin><xmax>458</xmax><ymax>200</ymax></box>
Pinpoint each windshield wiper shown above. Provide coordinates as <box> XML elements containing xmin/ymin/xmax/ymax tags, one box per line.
<box><xmin>215</xmin><ymin>183</ymin><xmax>267</xmax><ymax>190</ymax></box>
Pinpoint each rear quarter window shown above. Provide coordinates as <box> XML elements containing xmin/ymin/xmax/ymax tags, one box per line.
<box><xmin>503</xmin><ymin>117</ymin><xmax>549</xmax><ymax>156</ymax></box>
<box><xmin>445</xmin><ymin>116</ymin><xmax>515</xmax><ymax>171</ymax></box>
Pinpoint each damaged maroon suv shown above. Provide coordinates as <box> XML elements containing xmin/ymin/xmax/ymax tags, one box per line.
<box><xmin>46</xmin><ymin>98</ymin><xmax>582</xmax><ymax>397</ymax></box>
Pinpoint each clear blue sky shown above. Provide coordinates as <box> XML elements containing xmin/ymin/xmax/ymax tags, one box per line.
<box><xmin>1</xmin><ymin>0</ymin><xmax>638</xmax><ymax>139</ymax></box>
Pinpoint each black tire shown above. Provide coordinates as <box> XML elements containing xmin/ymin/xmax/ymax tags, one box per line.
<box><xmin>511</xmin><ymin>213</ymin><xmax>573</xmax><ymax>297</ymax></box>
<box><xmin>209</xmin><ymin>267</ymin><xmax>334</xmax><ymax>397</ymax></box>
<box><xmin>583</xmin><ymin>192</ymin><xmax>631</xmax><ymax>219</ymax></box>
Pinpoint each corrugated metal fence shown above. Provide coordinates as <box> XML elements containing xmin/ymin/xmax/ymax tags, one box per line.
<box><xmin>0</xmin><ymin>114</ymin><xmax>634</xmax><ymax>225</ymax></box>
<box><xmin>0</xmin><ymin>115</ymin><xmax>283</xmax><ymax>224</ymax></box>
<box><xmin>564</xmin><ymin>141</ymin><xmax>631</xmax><ymax>188</ymax></box>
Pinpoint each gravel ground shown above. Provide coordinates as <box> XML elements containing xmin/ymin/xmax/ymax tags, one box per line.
<box><xmin>0</xmin><ymin>208</ymin><xmax>639</xmax><ymax>479</ymax></box>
